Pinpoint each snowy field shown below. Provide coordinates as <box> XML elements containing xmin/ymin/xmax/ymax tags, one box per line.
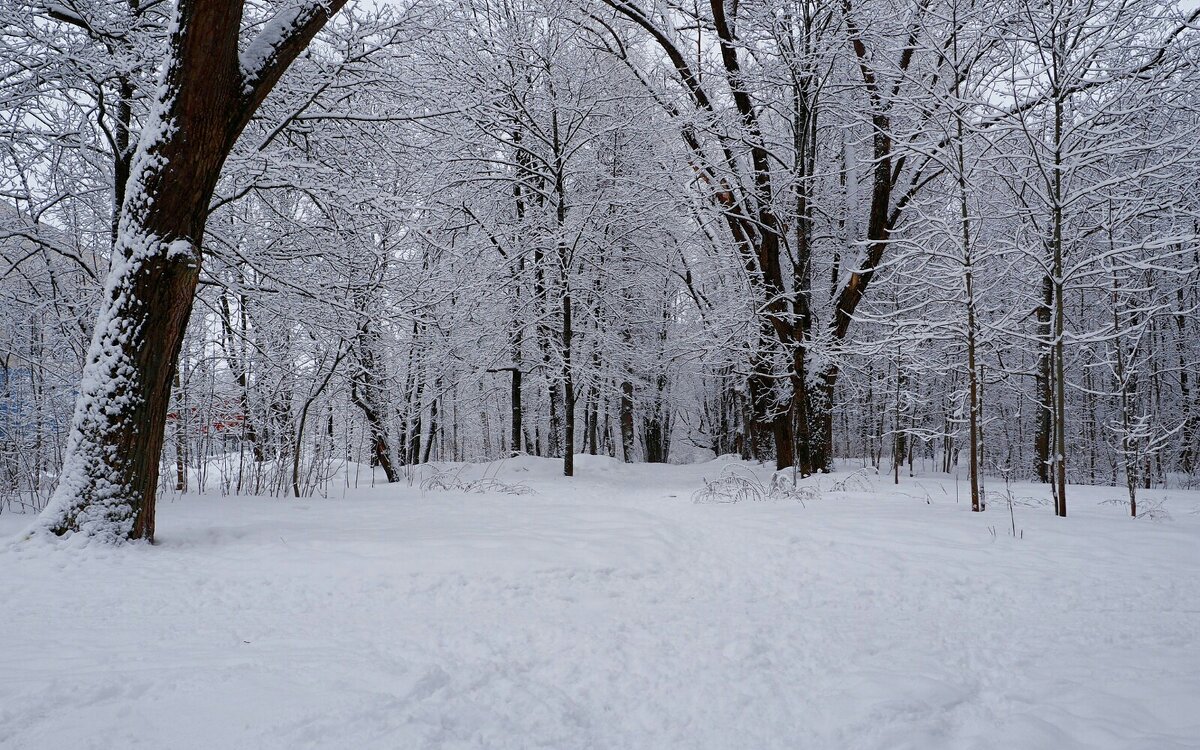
<box><xmin>2</xmin><ymin>456</ymin><xmax>1199</xmax><ymax>750</ymax></box>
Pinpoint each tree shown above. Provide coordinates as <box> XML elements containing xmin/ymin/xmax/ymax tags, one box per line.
<box><xmin>994</xmin><ymin>0</ymin><xmax>1198</xmax><ymax>515</ymax></box>
<box><xmin>2</xmin><ymin>0</ymin><xmax>1196</xmax><ymax>524</ymax></box>
<box><xmin>31</xmin><ymin>0</ymin><xmax>348</xmax><ymax>543</ymax></box>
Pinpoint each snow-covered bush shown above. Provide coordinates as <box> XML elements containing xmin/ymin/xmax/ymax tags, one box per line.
<box><xmin>693</xmin><ymin>466</ymin><xmax>818</xmax><ymax>504</ymax></box>
<box><xmin>420</xmin><ymin>467</ymin><xmax>534</xmax><ymax>496</ymax></box>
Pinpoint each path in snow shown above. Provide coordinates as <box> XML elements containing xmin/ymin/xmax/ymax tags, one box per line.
<box><xmin>2</xmin><ymin>456</ymin><xmax>1199</xmax><ymax>749</ymax></box>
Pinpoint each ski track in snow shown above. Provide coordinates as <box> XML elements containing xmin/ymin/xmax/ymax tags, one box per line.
<box><xmin>2</xmin><ymin>456</ymin><xmax>1199</xmax><ymax>749</ymax></box>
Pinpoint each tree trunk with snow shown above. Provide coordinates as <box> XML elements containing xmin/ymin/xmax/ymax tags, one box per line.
<box><xmin>31</xmin><ymin>0</ymin><xmax>347</xmax><ymax>543</ymax></box>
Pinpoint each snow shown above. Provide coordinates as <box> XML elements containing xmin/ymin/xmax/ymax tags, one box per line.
<box><xmin>239</xmin><ymin>2</ymin><xmax>328</xmax><ymax>92</ymax></box>
<box><xmin>3</xmin><ymin>457</ymin><xmax>1200</xmax><ymax>749</ymax></box>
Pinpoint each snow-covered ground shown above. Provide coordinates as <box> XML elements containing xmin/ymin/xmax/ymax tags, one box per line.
<box><xmin>2</xmin><ymin>456</ymin><xmax>1199</xmax><ymax>749</ymax></box>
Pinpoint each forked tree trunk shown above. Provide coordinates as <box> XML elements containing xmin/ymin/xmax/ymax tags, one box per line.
<box><xmin>32</xmin><ymin>0</ymin><xmax>347</xmax><ymax>543</ymax></box>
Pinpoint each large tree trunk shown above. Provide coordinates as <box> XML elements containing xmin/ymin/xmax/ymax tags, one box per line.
<box><xmin>31</xmin><ymin>0</ymin><xmax>346</xmax><ymax>543</ymax></box>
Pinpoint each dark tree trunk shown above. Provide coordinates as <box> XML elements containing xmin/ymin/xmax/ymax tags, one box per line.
<box><xmin>510</xmin><ymin>368</ymin><xmax>523</xmax><ymax>456</ymax></box>
<box><xmin>172</xmin><ymin>371</ymin><xmax>187</xmax><ymax>492</ymax></box>
<box><xmin>400</xmin><ymin>324</ymin><xmax>423</xmax><ymax>466</ymax></box>
<box><xmin>810</xmin><ymin>371</ymin><xmax>836</xmax><ymax>473</ymax></box>
<box><xmin>562</xmin><ymin>293</ymin><xmax>574</xmax><ymax>477</ymax></box>
<box><xmin>36</xmin><ymin>0</ymin><xmax>347</xmax><ymax>542</ymax></box>
<box><xmin>642</xmin><ymin>412</ymin><xmax>670</xmax><ymax>463</ymax></box>
<box><xmin>422</xmin><ymin>395</ymin><xmax>438</xmax><ymax>465</ymax></box>
<box><xmin>585</xmin><ymin>384</ymin><xmax>599</xmax><ymax>456</ymax></box>
<box><xmin>773</xmin><ymin>410</ymin><xmax>793</xmax><ymax>471</ymax></box>
<box><xmin>507</xmin><ymin>126</ymin><xmax>531</xmax><ymax>458</ymax></box>
<box><xmin>893</xmin><ymin>363</ymin><xmax>906</xmax><ymax>485</ymax></box>
<box><xmin>218</xmin><ymin>286</ymin><xmax>263</xmax><ymax>467</ymax></box>
<box><xmin>1177</xmin><ymin>287</ymin><xmax>1195</xmax><ymax>474</ymax></box>
<box><xmin>642</xmin><ymin>371</ymin><xmax>672</xmax><ymax>464</ymax></box>
<box><xmin>349</xmin><ymin>320</ymin><xmax>397</xmax><ymax>484</ymax></box>
<box><xmin>293</xmin><ymin>345</ymin><xmax>347</xmax><ymax>498</ymax></box>
<box><xmin>110</xmin><ymin>74</ymin><xmax>134</xmax><ymax>246</ymax></box>
<box><xmin>620</xmin><ymin>379</ymin><xmax>635</xmax><ymax>462</ymax></box>
<box><xmin>746</xmin><ymin>362</ymin><xmax>779</xmax><ymax>463</ymax></box>
<box><xmin>786</xmin><ymin>4</ymin><xmax>820</xmax><ymax>477</ymax></box>
<box><xmin>1034</xmin><ymin>274</ymin><xmax>1054</xmax><ymax>483</ymax></box>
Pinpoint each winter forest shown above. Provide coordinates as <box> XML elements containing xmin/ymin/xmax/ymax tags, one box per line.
<box><xmin>2</xmin><ymin>0</ymin><xmax>1200</xmax><ymax>747</ymax></box>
